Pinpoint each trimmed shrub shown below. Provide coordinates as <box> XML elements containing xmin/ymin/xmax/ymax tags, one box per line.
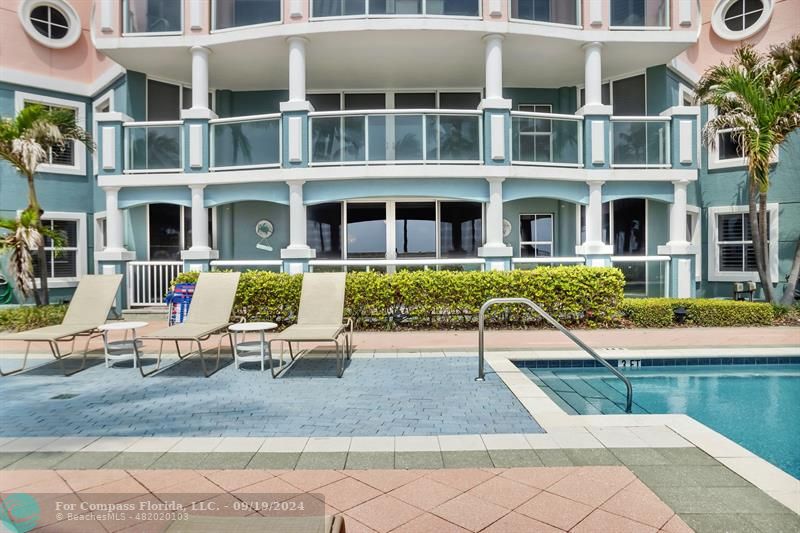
<box><xmin>172</xmin><ymin>266</ymin><xmax>626</xmax><ymax>329</ymax></box>
<box><xmin>621</xmin><ymin>298</ymin><xmax>775</xmax><ymax>327</ymax></box>
<box><xmin>0</xmin><ymin>305</ymin><xmax>67</xmax><ymax>332</ymax></box>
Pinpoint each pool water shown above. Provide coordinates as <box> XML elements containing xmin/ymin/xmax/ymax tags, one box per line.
<box><xmin>519</xmin><ymin>364</ymin><xmax>800</xmax><ymax>479</ymax></box>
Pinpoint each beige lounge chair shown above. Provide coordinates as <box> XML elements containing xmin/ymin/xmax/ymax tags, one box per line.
<box><xmin>268</xmin><ymin>272</ymin><xmax>352</xmax><ymax>378</ymax></box>
<box><xmin>136</xmin><ymin>272</ymin><xmax>240</xmax><ymax>377</ymax></box>
<box><xmin>0</xmin><ymin>274</ymin><xmax>123</xmax><ymax>376</ymax></box>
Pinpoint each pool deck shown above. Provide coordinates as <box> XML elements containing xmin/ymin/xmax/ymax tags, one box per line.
<box><xmin>1</xmin><ymin>327</ymin><xmax>799</xmax><ymax>531</ymax></box>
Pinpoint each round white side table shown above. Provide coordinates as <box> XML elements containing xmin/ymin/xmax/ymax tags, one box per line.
<box><xmin>98</xmin><ymin>321</ymin><xmax>147</xmax><ymax>368</ymax></box>
<box><xmin>228</xmin><ymin>322</ymin><xmax>278</xmax><ymax>371</ymax></box>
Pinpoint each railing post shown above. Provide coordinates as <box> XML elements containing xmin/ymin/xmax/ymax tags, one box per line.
<box><xmin>658</xmin><ymin>178</ymin><xmax>698</xmax><ymax>298</ymax></box>
<box><xmin>660</xmin><ymin>105</ymin><xmax>700</xmax><ymax>169</ymax></box>
<box><xmin>96</xmin><ymin>112</ymin><xmax>130</xmax><ymax>176</ymax></box>
<box><xmin>182</xmin><ymin>46</ymin><xmax>216</xmax><ymax>172</ymax></box>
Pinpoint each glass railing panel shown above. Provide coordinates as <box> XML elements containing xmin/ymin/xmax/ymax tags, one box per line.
<box><xmin>211</xmin><ymin>117</ymin><xmax>280</xmax><ymax>169</ymax></box>
<box><xmin>124</xmin><ymin>0</ymin><xmax>182</xmax><ymax>33</ymax></box>
<box><xmin>369</xmin><ymin>0</ymin><xmax>422</xmax><ymax>14</ymax></box>
<box><xmin>312</xmin><ymin>0</ymin><xmax>367</xmax><ymax>17</ymax></box>
<box><xmin>426</xmin><ymin>114</ymin><xmax>481</xmax><ymax>161</ymax></box>
<box><xmin>126</xmin><ymin>124</ymin><xmax>182</xmax><ymax>171</ymax></box>
<box><xmin>213</xmin><ymin>0</ymin><xmax>281</xmax><ymax>29</ymax></box>
<box><xmin>611</xmin><ymin>120</ymin><xmax>669</xmax><ymax>167</ymax></box>
<box><xmin>610</xmin><ymin>0</ymin><xmax>669</xmax><ymax>27</ymax></box>
<box><xmin>425</xmin><ymin>0</ymin><xmax>480</xmax><ymax>16</ymax></box>
<box><xmin>511</xmin><ymin>114</ymin><xmax>581</xmax><ymax>166</ymax></box>
<box><xmin>510</xmin><ymin>0</ymin><xmax>579</xmax><ymax>25</ymax></box>
<box><xmin>612</xmin><ymin>258</ymin><xmax>668</xmax><ymax>297</ymax></box>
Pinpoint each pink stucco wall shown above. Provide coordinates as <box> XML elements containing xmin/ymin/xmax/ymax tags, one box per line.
<box><xmin>0</xmin><ymin>0</ymin><xmax>118</xmax><ymax>87</ymax></box>
<box><xmin>680</xmin><ymin>0</ymin><xmax>799</xmax><ymax>79</ymax></box>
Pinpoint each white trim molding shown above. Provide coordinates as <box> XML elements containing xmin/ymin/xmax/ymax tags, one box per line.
<box><xmin>18</xmin><ymin>0</ymin><xmax>81</xmax><ymax>49</ymax></box>
<box><xmin>707</xmin><ymin>203</ymin><xmax>779</xmax><ymax>283</ymax></box>
<box><xmin>711</xmin><ymin>0</ymin><xmax>773</xmax><ymax>41</ymax></box>
<box><xmin>14</xmin><ymin>91</ymin><xmax>87</xmax><ymax>176</ymax></box>
<box><xmin>19</xmin><ymin>210</ymin><xmax>88</xmax><ymax>288</ymax></box>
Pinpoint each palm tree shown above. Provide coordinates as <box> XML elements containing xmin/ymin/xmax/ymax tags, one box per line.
<box><xmin>696</xmin><ymin>35</ymin><xmax>800</xmax><ymax>304</ymax></box>
<box><xmin>0</xmin><ymin>104</ymin><xmax>93</xmax><ymax>304</ymax></box>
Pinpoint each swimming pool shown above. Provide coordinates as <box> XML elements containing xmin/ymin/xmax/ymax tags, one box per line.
<box><xmin>517</xmin><ymin>361</ymin><xmax>800</xmax><ymax>479</ymax></box>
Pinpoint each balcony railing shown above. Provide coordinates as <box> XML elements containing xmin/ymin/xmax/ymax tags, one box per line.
<box><xmin>210</xmin><ymin>114</ymin><xmax>281</xmax><ymax>171</ymax></box>
<box><xmin>610</xmin><ymin>117</ymin><xmax>670</xmax><ymax>168</ymax></box>
<box><xmin>610</xmin><ymin>0</ymin><xmax>670</xmax><ymax>29</ymax></box>
<box><xmin>124</xmin><ymin>121</ymin><xmax>183</xmax><ymax>173</ymax></box>
<box><xmin>509</xmin><ymin>0</ymin><xmax>580</xmax><ymax>26</ymax></box>
<box><xmin>123</xmin><ymin>0</ymin><xmax>183</xmax><ymax>34</ymax></box>
<box><xmin>310</xmin><ymin>0</ymin><xmax>480</xmax><ymax>18</ymax></box>
<box><xmin>309</xmin><ymin>109</ymin><xmax>482</xmax><ymax>166</ymax></box>
<box><xmin>511</xmin><ymin>257</ymin><xmax>587</xmax><ymax>269</ymax></box>
<box><xmin>511</xmin><ymin>112</ymin><xmax>583</xmax><ymax>167</ymax></box>
<box><xmin>212</xmin><ymin>0</ymin><xmax>282</xmax><ymax>30</ymax></box>
<box><xmin>611</xmin><ymin>255</ymin><xmax>670</xmax><ymax>297</ymax></box>
<box><xmin>309</xmin><ymin>258</ymin><xmax>486</xmax><ymax>272</ymax></box>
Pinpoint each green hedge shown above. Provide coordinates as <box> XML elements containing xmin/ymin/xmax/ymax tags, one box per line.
<box><xmin>0</xmin><ymin>305</ymin><xmax>67</xmax><ymax>332</ymax></box>
<box><xmin>621</xmin><ymin>298</ymin><xmax>775</xmax><ymax>327</ymax></box>
<box><xmin>172</xmin><ymin>267</ymin><xmax>626</xmax><ymax>329</ymax></box>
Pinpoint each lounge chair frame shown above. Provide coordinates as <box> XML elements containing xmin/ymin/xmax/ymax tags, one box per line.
<box><xmin>0</xmin><ymin>331</ymin><xmax>103</xmax><ymax>377</ymax></box>
<box><xmin>134</xmin><ymin>329</ymin><xmax>235</xmax><ymax>378</ymax></box>
<box><xmin>267</xmin><ymin>318</ymin><xmax>353</xmax><ymax>378</ymax></box>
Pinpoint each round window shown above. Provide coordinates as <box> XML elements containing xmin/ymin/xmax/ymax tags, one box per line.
<box><xmin>712</xmin><ymin>0</ymin><xmax>773</xmax><ymax>41</ymax></box>
<box><xmin>18</xmin><ymin>0</ymin><xmax>81</xmax><ymax>49</ymax></box>
<box><xmin>30</xmin><ymin>5</ymin><xmax>70</xmax><ymax>39</ymax></box>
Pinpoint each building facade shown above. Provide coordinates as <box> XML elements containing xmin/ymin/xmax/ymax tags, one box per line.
<box><xmin>0</xmin><ymin>0</ymin><xmax>797</xmax><ymax>307</ymax></box>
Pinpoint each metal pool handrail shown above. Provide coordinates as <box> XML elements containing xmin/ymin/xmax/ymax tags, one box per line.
<box><xmin>476</xmin><ymin>297</ymin><xmax>633</xmax><ymax>413</ymax></box>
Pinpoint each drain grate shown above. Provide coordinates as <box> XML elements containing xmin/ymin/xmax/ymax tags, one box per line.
<box><xmin>50</xmin><ymin>393</ymin><xmax>78</xmax><ymax>400</ymax></box>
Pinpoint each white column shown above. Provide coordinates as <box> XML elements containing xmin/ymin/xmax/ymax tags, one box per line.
<box><xmin>483</xmin><ymin>34</ymin><xmax>504</xmax><ymax>101</ymax></box>
<box><xmin>105</xmin><ymin>187</ymin><xmax>124</xmax><ymax>251</ymax></box>
<box><xmin>485</xmin><ymin>178</ymin><xmax>505</xmax><ymax>247</ymax></box>
<box><xmin>189</xmin><ymin>184</ymin><xmax>210</xmax><ymax>251</ymax></box>
<box><xmin>190</xmin><ymin>46</ymin><xmax>211</xmax><ymax>110</ymax></box>
<box><xmin>585</xmin><ymin>179</ymin><xmax>604</xmax><ymax>245</ymax></box>
<box><xmin>668</xmin><ymin>179</ymin><xmax>690</xmax><ymax>246</ymax></box>
<box><xmin>287</xmin><ymin>180</ymin><xmax>308</xmax><ymax>249</ymax></box>
<box><xmin>583</xmin><ymin>42</ymin><xmax>603</xmax><ymax>107</ymax></box>
<box><xmin>287</xmin><ymin>37</ymin><xmax>308</xmax><ymax>103</ymax></box>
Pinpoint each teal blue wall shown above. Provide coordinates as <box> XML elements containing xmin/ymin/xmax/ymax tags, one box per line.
<box><xmin>224</xmin><ymin>201</ymin><xmax>289</xmax><ymax>260</ymax></box>
<box><xmin>304</xmin><ymin>178</ymin><xmax>489</xmax><ymax>204</ymax></box>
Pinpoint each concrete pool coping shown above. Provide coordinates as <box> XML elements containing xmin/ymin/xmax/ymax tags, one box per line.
<box><xmin>485</xmin><ymin>346</ymin><xmax>800</xmax><ymax>516</ymax></box>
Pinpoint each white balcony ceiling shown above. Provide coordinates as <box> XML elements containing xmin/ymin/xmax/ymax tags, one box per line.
<box><xmin>102</xmin><ymin>27</ymin><xmax>694</xmax><ymax>91</ymax></box>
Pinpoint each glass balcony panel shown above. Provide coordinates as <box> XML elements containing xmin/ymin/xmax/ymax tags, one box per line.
<box><xmin>369</xmin><ymin>0</ymin><xmax>422</xmax><ymax>15</ymax></box>
<box><xmin>610</xmin><ymin>0</ymin><xmax>669</xmax><ymax>27</ymax></box>
<box><xmin>212</xmin><ymin>118</ymin><xmax>280</xmax><ymax>168</ymax></box>
<box><xmin>214</xmin><ymin>0</ymin><xmax>281</xmax><ymax>29</ymax></box>
<box><xmin>612</xmin><ymin>120</ymin><xmax>669</xmax><ymax>166</ymax></box>
<box><xmin>427</xmin><ymin>115</ymin><xmax>481</xmax><ymax>161</ymax></box>
<box><xmin>393</xmin><ymin>115</ymin><xmax>424</xmax><ymax>161</ymax></box>
<box><xmin>426</xmin><ymin>0</ymin><xmax>479</xmax><ymax>16</ymax></box>
<box><xmin>127</xmin><ymin>125</ymin><xmax>182</xmax><ymax>171</ymax></box>
<box><xmin>343</xmin><ymin>116</ymin><xmax>367</xmax><ymax>162</ymax></box>
<box><xmin>367</xmin><ymin>115</ymin><xmax>388</xmax><ymax>161</ymax></box>
<box><xmin>311</xmin><ymin>117</ymin><xmax>344</xmax><ymax>163</ymax></box>
<box><xmin>124</xmin><ymin>0</ymin><xmax>182</xmax><ymax>33</ymax></box>
<box><xmin>511</xmin><ymin>115</ymin><xmax>580</xmax><ymax>165</ymax></box>
<box><xmin>613</xmin><ymin>259</ymin><xmax>668</xmax><ymax>297</ymax></box>
<box><xmin>314</xmin><ymin>0</ymin><xmax>367</xmax><ymax>16</ymax></box>
<box><xmin>510</xmin><ymin>0</ymin><xmax>578</xmax><ymax>25</ymax></box>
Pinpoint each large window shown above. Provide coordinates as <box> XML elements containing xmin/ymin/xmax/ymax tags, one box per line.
<box><xmin>580</xmin><ymin>74</ymin><xmax>645</xmax><ymax>116</ymax></box>
<box><xmin>148</xmin><ymin>204</ymin><xmax>213</xmax><ymax>260</ymax></box>
<box><xmin>395</xmin><ymin>202</ymin><xmax>436</xmax><ymax>258</ymax></box>
<box><xmin>15</xmin><ymin>92</ymin><xmax>86</xmax><ymax>175</ymax></box>
<box><xmin>31</xmin><ymin>213</ymin><xmax>86</xmax><ymax>284</ymax></box>
<box><xmin>510</xmin><ymin>0</ymin><xmax>579</xmax><ymax>25</ymax></box>
<box><xmin>519</xmin><ymin>214</ymin><xmax>553</xmax><ymax>257</ymax></box>
<box><xmin>124</xmin><ymin>0</ymin><xmax>182</xmax><ymax>34</ymax></box>
<box><xmin>516</xmin><ymin>104</ymin><xmax>553</xmax><ymax>163</ymax></box>
<box><xmin>610</xmin><ymin>0</ymin><xmax>669</xmax><ymax>27</ymax></box>
<box><xmin>213</xmin><ymin>0</ymin><xmax>281</xmax><ymax>29</ymax></box>
<box><xmin>709</xmin><ymin>205</ymin><xmax>779</xmax><ymax>282</ymax></box>
<box><xmin>146</xmin><ymin>79</ymin><xmax>212</xmax><ymax>121</ymax></box>
<box><xmin>306</xmin><ymin>201</ymin><xmax>483</xmax><ymax>260</ymax></box>
<box><xmin>346</xmin><ymin>203</ymin><xmax>387</xmax><ymax>259</ymax></box>
<box><xmin>440</xmin><ymin>202</ymin><xmax>482</xmax><ymax>258</ymax></box>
